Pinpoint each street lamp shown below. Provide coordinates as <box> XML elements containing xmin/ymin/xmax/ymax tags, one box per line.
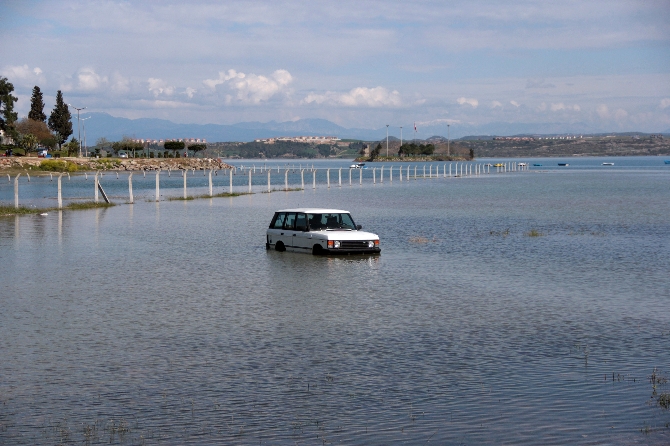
<box><xmin>67</xmin><ymin>103</ymin><xmax>86</xmax><ymax>157</ymax></box>
<box><xmin>81</xmin><ymin>116</ymin><xmax>91</xmax><ymax>157</ymax></box>
<box><xmin>400</xmin><ymin>126</ymin><xmax>403</xmax><ymax>147</ymax></box>
<box><xmin>386</xmin><ymin>124</ymin><xmax>389</xmax><ymax>158</ymax></box>
<box><xmin>447</xmin><ymin>124</ymin><xmax>450</xmax><ymax>157</ymax></box>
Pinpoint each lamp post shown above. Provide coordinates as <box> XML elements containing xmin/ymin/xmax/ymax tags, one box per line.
<box><xmin>67</xmin><ymin>104</ymin><xmax>86</xmax><ymax>157</ymax></box>
<box><xmin>81</xmin><ymin>117</ymin><xmax>91</xmax><ymax>157</ymax></box>
<box><xmin>386</xmin><ymin>124</ymin><xmax>389</xmax><ymax>158</ymax></box>
<box><xmin>447</xmin><ymin>124</ymin><xmax>450</xmax><ymax>157</ymax></box>
<box><xmin>400</xmin><ymin>126</ymin><xmax>403</xmax><ymax>147</ymax></box>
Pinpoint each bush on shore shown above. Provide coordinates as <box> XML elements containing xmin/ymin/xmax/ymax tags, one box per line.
<box><xmin>38</xmin><ymin>160</ymin><xmax>80</xmax><ymax>172</ymax></box>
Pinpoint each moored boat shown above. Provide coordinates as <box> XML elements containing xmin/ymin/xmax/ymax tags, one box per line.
<box><xmin>602</xmin><ymin>162</ymin><xmax>614</xmax><ymax>166</ymax></box>
<box><xmin>558</xmin><ymin>163</ymin><xmax>569</xmax><ymax>166</ymax></box>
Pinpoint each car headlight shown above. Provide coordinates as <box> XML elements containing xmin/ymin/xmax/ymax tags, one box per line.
<box><xmin>367</xmin><ymin>241</ymin><xmax>374</xmax><ymax>248</ymax></box>
<box><xmin>333</xmin><ymin>241</ymin><xmax>340</xmax><ymax>249</ymax></box>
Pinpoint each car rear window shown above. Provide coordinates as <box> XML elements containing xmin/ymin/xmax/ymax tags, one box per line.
<box><xmin>272</xmin><ymin>213</ymin><xmax>286</xmax><ymax>229</ymax></box>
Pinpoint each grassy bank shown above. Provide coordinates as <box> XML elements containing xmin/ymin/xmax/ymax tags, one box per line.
<box><xmin>0</xmin><ymin>201</ymin><xmax>115</xmax><ymax>217</ymax></box>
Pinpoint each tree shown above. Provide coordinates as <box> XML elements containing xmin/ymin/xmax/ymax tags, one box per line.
<box><xmin>369</xmin><ymin>143</ymin><xmax>382</xmax><ymax>161</ymax></box>
<box><xmin>469</xmin><ymin>148</ymin><xmax>475</xmax><ymax>160</ymax></box>
<box><xmin>63</xmin><ymin>138</ymin><xmax>80</xmax><ymax>156</ymax></box>
<box><xmin>164</xmin><ymin>141</ymin><xmax>185</xmax><ymax>157</ymax></box>
<box><xmin>15</xmin><ymin>118</ymin><xmax>57</xmax><ymax>149</ymax></box>
<box><xmin>48</xmin><ymin>90</ymin><xmax>72</xmax><ymax>148</ymax></box>
<box><xmin>112</xmin><ymin>138</ymin><xmax>144</xmax><ymax>157</ymax></box>
<box><xmin>16</xmin><ymin>134</ymin><xmax>39</xmax><ymax>153</ymax></box>
<box><xmin>0</xmin><ymin>77</ymin><xmax>18</xmax><ymax>139</ymax></box>
<box><xmin>28</xmin><ymin>86</ymin><xmax>47</xmax><ymax>122</ymax></box>
<box><xmin>187</xmin><ymin>143</ymin><xmax>206</xmax><ymax>157</ymax></box>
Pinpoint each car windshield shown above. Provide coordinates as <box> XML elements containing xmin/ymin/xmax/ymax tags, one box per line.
<box><xmin>307</xmin><ymin>213</ymin><xmax>356</xmax><ymax>231</ymax></box>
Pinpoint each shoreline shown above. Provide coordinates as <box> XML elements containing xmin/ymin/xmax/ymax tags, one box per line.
<box><xmin>0</xmin><ymin>156</ymin><xmax>234</xmax><ymax>173</ymax></box>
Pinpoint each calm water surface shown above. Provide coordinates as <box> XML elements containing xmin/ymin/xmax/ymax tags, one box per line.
<box><xmin>1</xmin><ymin>157</ymin><xmax>669</xmax><ymax>445</ymax></box>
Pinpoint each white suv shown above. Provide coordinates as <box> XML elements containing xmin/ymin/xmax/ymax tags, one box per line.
<box><xmin>267</xmin><ymin>208</ymin><xmax>380</xmax><ymax>255</ymax></box>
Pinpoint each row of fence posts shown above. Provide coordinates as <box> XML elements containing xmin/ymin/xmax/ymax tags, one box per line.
<box><xmin>8</xmin><ymin>162</ymin><xmax>529</xmax><ymax>208</ymax></box>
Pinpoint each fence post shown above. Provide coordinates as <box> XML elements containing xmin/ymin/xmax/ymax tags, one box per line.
<box><xmin>57</xmin><ymin>174</ymin><xmax>63</xmax><ymax>209</ymax></box>
<box><xmin>301</xmin><ymin>169</ymin><xmax>304</xmax><ymax>189</ymax></box>
<box><xmin>423</xmin><ymin>165</ymin><xmax>426</xmax><ymax>179</ymax></box>
<box><xmin>338</xmin><ymin>168</ymin><xmax>342</xmax><ymax>187</ymax></box>
<box><xmin>327</xmin><ymin>168</ymin><xmax>330</xmax><ymax>188</ymax></box>
<box><xmin>95</xmin><ymin>172</ymin><xmax>99</xmax><ymax>203</ymax></box>
<box><xmin>400</xmin><ymin>165</ymin><xmax>403</xmax><ymax>181</ymax></box>
<box><xmin>284</xmin><ymin>169</ymin><xmax>288</xmax><ymax>191</ymax></box>
<box><xmin>268</xmin><ymin>170</ymin><xmax>271</xmax><ymax>192</ymax></box>
<box><xmin>390</xmin><ymin>166</ymin><xmax>393</xmax><ymax>183</ymax></box>
<box><xmin>373</xmin><ymin>167</ymin><xmax>376</xmax><ymax>184</ymax></box>
<box><xmin>14</xmin><ymin>174</ymin><xmax>21</xmax><ymax>208</ymax></box>
<box><xmin>313</xmin><ymin>169</ymin><xmax>316</xmax><ymax>189</ymax></box>
<box><xmin>380</xmin><ymin>165</ymin><xmax>384</xmax><ymax>183</ymax></box>
<box><xmin>128</xmin><ymin>172</ymin><xmax>134</xmax><ymax>203</ymax></box>
<box><xmin>359</xmin><ymin>167</ymin><xmax>362</xmax><ymax>185</ymax></box>
<box><xmin>155</xmin><ymin>169</ymin><xmax>160</xmax><ymax>201</ymax></box>
<box><xmin>349</xmin><ymin>167</ymin><xmax>352</xmax><ymax>186</ymax></box>
<box><xmin>183</xmin><ymin>169</ymin><xmax>187</xmax><ymax>199</ymax></box>
<box><xmin>229</xmin><ymin>169</ymin><xmax>233</xmax><ymax>194</ymax></box>
<box><xmin>248</xmin><ymin>169</ymin><xmax>252</xmax><ymax>193</ymax></box>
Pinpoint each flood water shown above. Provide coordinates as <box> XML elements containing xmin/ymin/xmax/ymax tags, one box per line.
<box><xmin>1</xmin><ymin>157</ymin><xmax>669</xmax><ymax>445</ymax></box>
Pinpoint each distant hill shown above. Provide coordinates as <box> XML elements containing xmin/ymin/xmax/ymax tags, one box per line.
<box><xmin>72</xmin><ymin>112</ymin><xmax>670</xmax><ymax>144</ymax></box>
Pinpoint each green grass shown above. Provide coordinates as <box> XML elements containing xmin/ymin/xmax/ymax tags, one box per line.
<box><xmin>168</xmin><ymin>191</ymin><xmax>252</xmax><ymax>201</ymax></box>
<box><xmin>0</xmin><ymin>201</ymin><xmax>114</xmax><ymax>217</ymax></box>
<box><xmin>526</xmin><ymin>229</ymin><xmax>543</xmax><ymax>237</ymax></box>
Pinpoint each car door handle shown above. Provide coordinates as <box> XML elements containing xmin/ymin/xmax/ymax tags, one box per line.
<box><xmin>280</xmin><ymin>232</ymin><xmax>284</xmax><ymax>235</ymax></box>
<box><xmin>293</xmin><ymin>234</ymin><xmax>296</xmax><ymax>236</ymax></box>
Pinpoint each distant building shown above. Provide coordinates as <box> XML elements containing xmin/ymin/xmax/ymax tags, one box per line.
<box><xmin>254</xmin><ymin>136</ymin><xmax>340</xmax><ymax>144</ymax></box>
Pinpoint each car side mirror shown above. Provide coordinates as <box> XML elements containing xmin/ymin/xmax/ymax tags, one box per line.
<box><xmin>356</xmin><ymin>225</ymin><xmax>362</xmax><ymax>230</ymax></box>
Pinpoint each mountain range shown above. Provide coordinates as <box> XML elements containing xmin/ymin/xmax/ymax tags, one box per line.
<box><xmin>75</xmin><ymin>112</ymin><xmax>669</xmax><ymax>144</ymax></box>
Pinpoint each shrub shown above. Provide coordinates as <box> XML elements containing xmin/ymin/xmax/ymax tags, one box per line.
<box><xmin>12</xmin><ymin>148</ymin><xmax>26</xmax><ymax>156</ymax></box>
<box><xmin>39</xmin><ymin>160</ymin><xmax>80</xmax><ymax>172</ymax></box>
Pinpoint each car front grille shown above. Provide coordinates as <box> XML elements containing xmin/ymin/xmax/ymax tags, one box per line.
<box><xmin>340</xmin><ymin>241</ymin><xmax>369</xmax><ymax>249</ymax></box>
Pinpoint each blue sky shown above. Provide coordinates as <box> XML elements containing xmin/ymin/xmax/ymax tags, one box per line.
<box><xmin>1</xmin><ymin>0</ymin><xmax>669</xmax><ymax>134</ymax></box>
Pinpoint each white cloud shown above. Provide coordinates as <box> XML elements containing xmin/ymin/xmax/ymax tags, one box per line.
<box><xmin>597</xmin><ymin>104</ymin><xmax>609</xmax><ymax>119</ymax></box>
<box><xmin>510</xmin><ymin>100</ymin><xmax>520</xmax><ymax>107</ymax></box>
<box><xmin>1</xmin><ymin>64</ymin><xmax>45</xmax><ymax>84</ymax></box>
<box><xmin>660</xmin><ymin>98</ymin><xmax>670</xmax><ymax>109</ymax></box>
<box><xmin>614</xmin><ymin>108</ymin><xmax>628</xmax><ymax>121</ymax></box>
<box><xmin>230</xmin><ymin>69</ymin><xmax>293</xmax><ymax>104</ymax></box>
<box><xmin>491</xmin><ymin>100</ymin><xmax>502</xmax><ymax>108</ymax></box>
<box><xmin>537</xmin><ymin>102</ymin><xmax>547</xmax><ymax>111</ymax></box>
<box><xmin>550</xmin><ymin>103</ymin><xmax>581</xmax><ymax>112</ymax></box>
<box><xmin>77</xmin><ymin>68</ymin><xmax>108</xmax><ymax>91</ymax></box>
<box><xmin>303</xmin><ymin>86</ymin><xmax>402</xmax><ymax>107</ymax></box>
<box><xmin>110</xmin><ymin>72</ymin><xmax>130</xmax><ymax>94</ymax></box>
<box><xmin>184</xmin><ymin>87</ymin><xmax>196</xmax><ymax>99</ymax></box>
<box><xmin>203</xmin><ymin>69</ymin><xmax>292</xmax><ymax>104</ymax></box>
<box><xmin>457</xmin><ymin>97</ymin><xmax>478</xmax><ymax>108</ymax></box>
<box><xmin>148</xmin><ymin>78</ymin><xmax>175</xmax><ymax>97</ymax></box>
<box><xmin>203</xmin><ymin>69</ymin><xmax>245</xmax><ymax>90</ymax></box>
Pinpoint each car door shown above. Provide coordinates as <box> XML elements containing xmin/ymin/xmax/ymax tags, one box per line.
<box><xmin>267</xmin><ymin>212</ymin><xmax>286</xmax><ymax>248</ymax></box>
<box><xmin>281</xmin><ymin>212</ymin><xmax>297</xmax><ymax>250</ymax></box>
<box><xmin>292</xmin><ymin>212</ymin><xmax>311</xmax><ymax>252</ymax></box>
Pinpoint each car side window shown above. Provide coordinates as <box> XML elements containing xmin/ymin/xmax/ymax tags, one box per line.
<box><xmin>295</xmin><ymin>213</ymin><xmax>307</xmax><ymax>231</ymax></box>
<box><xmin>283</xmin><ymin>213</ymin><xmax>296</xmax><ymax>230</ymax></box>
<box><xmin>272</xmin><ymin>213</ymin><xmax>286</xmax><ymax>229</ymax></box>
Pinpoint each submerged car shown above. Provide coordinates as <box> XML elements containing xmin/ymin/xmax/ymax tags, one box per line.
<box><xmin>267</xmin><ymin>208</ymin><xmax>380</xmax><ymax>255</ymax></box>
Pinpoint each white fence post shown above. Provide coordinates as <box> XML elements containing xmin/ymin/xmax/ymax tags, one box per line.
<box><xmin>14</xmin><ymin>174</ymin><xmax>21</xmax><ymax>208</ymax></box>
<box><xmin>338</xmin><ymin>168</ymin><xmax>342</xmax><ymax>187</ymax></box>
<box><xmin>183</xmin><ymin>169</ymin><xmax>187</xmax><ymax>198</ymax></box>
<box><xmin>57</xmin><ymin>174</ymin><xmax>63</xmax><ymax>209</ymax></box>
<box><xmin>301</xmin><ymin>169</ymin><xmax>304</xmax><ymax>190</ymax></box>
<box><xmin>327</xmin><ymin>168</ymin><xmax>330</xmax><ymax>188</ymax></box>
<box><xmin>284</xmin><ymin>169</ymin><xmax>288</xmax><ymax>191</ymax></box>
<box><xmin>95</xmin><ymin>172</ymin><xmax>99</xmax><ymax>203</ymax></box>
<box><xmin>208</xmin><ymin>170</ymin><xmax>213</xmax><ymax>197</ymax></box>
<box><xmin>128</xmin><ymin>172</ymin><xmax>134</xmax><ymax>203</ymax></box>
<box><xmin>268</xmin><ymin>170</ymin><xmax>271</xmax><ymax>192</ymax></box>
<box><xmin>155</xmin><ymin>169</ymin><xmax>160</xmax><ymax>201</ymax></box>
<box><xmin>248</xmin><ymin>169</ymin><xmax>252</xmax><ymax>193</ymax></box>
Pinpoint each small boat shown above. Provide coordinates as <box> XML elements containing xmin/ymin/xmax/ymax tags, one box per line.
<box><xmin>665</xmin><ymin>160</ymin><xmax>670</xmax><ymax>165</ymax></box>
<box><xmin>493</xmin><ymin>163</ymin><xmax>504</xmax><ymax>167</ymax></box>
<box><xmin>518</xmin><ymin>163</ymin><xmax>527</xmax><ymax>167</ymax></box>
<box><xmin>558</xmin><ymin>163</ymin><xmax>569</xmax><ymax>166</ymax></box>
<box><xmin>350</xmin><ymin>162</ymin><xmax>365</xmax><ymax>169</ymax></box>
<box><xmin>533</xmin><ymin>163</ymin><xmax>543</xmax><ymax>167</ymax></box>
<box><xmin>602</xmin><ymin>162</ymin><xmax>614</xmax><ymax>166</ymax></box>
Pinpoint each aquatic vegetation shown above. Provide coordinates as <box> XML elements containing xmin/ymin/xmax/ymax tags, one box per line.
<box><xmin>526</xmin><ymin>229</ymin><xmax>543</xmax><ymax>237</ymax></box>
